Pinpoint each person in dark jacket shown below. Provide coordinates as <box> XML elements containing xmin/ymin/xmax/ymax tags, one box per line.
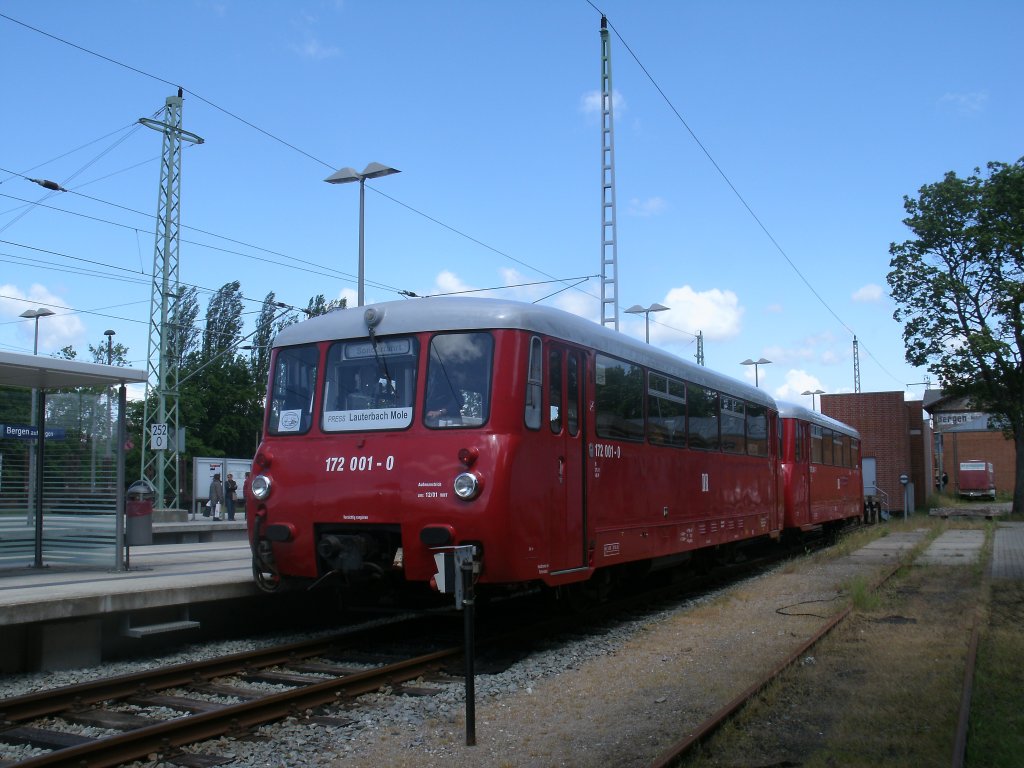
<box><xmin>208</xmin><ymin>473</ymin><xmax>225</xmax><ymax>520</ymax></box>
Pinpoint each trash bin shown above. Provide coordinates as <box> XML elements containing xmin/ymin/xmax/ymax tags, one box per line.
<box><xmin>126</xmin><ymin>480</ymin><xmax>156</xmax><ymax>546</ymax></box>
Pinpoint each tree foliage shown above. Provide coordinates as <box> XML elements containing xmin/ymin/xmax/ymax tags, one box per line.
<box><xmin>201</xmin><ymin>281</ymin><xmax>244</xmax><ymax>359</ymax></box>
<box><xmin>888</xmin><ymin>158</ymin><xmax>1024</xmax><ymax>512</ymax></box>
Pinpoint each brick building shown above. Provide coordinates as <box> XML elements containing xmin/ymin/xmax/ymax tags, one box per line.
<box><xmin>820</xmin><ymin>392</ymin><xmax>931</xmax><ymax>515</ymax></box>
<box><xmin>922</xmin><ymin>391</ymin><xmax>1016</xmax><ymax>497</ymax></box>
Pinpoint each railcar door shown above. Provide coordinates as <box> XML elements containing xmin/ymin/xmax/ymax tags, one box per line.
<box><xmin>545</xmin><ymin>343</ymin><xmax>588</xmax><ymax>573</ymax></box>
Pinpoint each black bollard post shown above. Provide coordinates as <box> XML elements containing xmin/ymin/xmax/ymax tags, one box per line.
<box><xmin>462</xmin><ymin>555</ymin><xmax>476</xmax><ymax>746</ymax></box>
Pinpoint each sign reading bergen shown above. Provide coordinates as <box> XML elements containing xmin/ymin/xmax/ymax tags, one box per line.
<box><xmin>0</xmin><ymin>423</ymin><xmax>66</xmax><ymax>441</ymax></box>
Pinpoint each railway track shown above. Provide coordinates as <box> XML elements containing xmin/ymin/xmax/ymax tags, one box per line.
<box><xmin>0</xmin><ymin>616</ymin><xmax>465</xmax><ymax>768</ymax></box>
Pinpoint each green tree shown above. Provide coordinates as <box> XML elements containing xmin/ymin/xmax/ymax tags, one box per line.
<box><xmin>201</xmin><ymin>281</ymin><xmax>244</xmax><ymax>359</ymax></box>
<box><xmin>888</xmin><ymin>159</ymin><xmax>1024</xmax><ymax>513</ymax></box>
<box><xmin>168</xmin><ymin>285</ymin><xmax>201</xmax><ymax>371</ymax></box>
<box><xmin>305</xmin><ymin>293</ymin><xmax>345</xmax><ymax>317</ymax></box>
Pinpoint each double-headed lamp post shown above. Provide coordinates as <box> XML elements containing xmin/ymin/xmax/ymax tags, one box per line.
<box><xmin>741</xmin><ymin>357</ymin><xmax>772</xmax><ymax>387</ymax></box>
<box><xmin>20</xmin><ymin>307</ymin><xmax>54</xmax><ymax>526</ymax></box>
<box><xmin>103</xmin><ymin>329</ymin><xmax>116</xmax><ymax>365</ymax></box>
<box><xmin>802</xmin><ymin>389</ymin><xmax>825</xmax><ymax>411</ymax></box>
<box><xmin>20</xmin><ymin>307</ymin><xmax>56</xmax><ymax>354</ymax></box>
<box><xmin>324</xmin><ymin>162</ymin><xmax>401</xmax><ymax>308</ymax></box>
<box><xmin>624</xmin><ymin>303</ymin><xmax>669</xmax><ymax>343</ymax></box>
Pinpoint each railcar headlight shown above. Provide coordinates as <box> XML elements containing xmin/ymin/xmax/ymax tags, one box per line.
<box><xmin>453</xmin><ymin>472</ymin><xmax>482</xmax><ymax>500</ymax></box>
<box><xmin>251</xmin><ymin>474</ymin><xmax>272</xmax><ymax>500</ymax></box>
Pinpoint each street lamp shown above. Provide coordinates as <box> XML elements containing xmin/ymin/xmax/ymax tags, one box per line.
<box><xmin>103</xmin><ymin>329</ymin><xmax>116</xmax><ymax>365</ymax></box>
<box><xmin>741</xmin><ymin>357</ymin><xmax>772</xmax><ymax>387</ymax></box>
<box><xmin>20</xmin><ymin>307</ymin><xmax>56</xmax><ymax>354</ymax></box>
<box><xmin>624</xmin><ymin>303</ymin><xmax>669</xmax><ymax>343</ymax></box>
<box><xmin>324</xmin><ymin>162</ymin><xmax>401</xmax><ymax>308</ymax></box>
<box><xmin>801</xmin><ymin>389</ymin><xmax>825</xmax><ymax>411</ymax></box>
<box><xmin>19</xmin><ymin>307</ymin><xmax>54</xmax><ymax>528</ymax></box>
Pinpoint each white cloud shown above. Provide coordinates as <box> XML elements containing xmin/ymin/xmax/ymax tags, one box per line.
<box><xmin>626</xmin><ymin>197</ymin><xmax>667</xmax><ymax>217</ymax></box>
<box><xmin>851</xmin><ymin>283</ymin><xmax>883</xmax><ymax>303</ymax></box>
<box><xmin>432</xmin><ymin>270</ymin><xmax>475</xmax><ymax>297</ymax></box>
<box><xmin>0</xmin><ymin>283</ymin><xmax>85</xmax><ymax>354</ymax></box>
<box><xmin>639</xmin><ymin>285</ymin><xmax>743</xmax><ymax>345</ymax></box>
<box><xmin>773</xmin><ymin>369</ymin><xmax>825</xmax><ymax>403</ymax></box>
<box><xmin>293</xmin><ymin>38</ymin><xmax>341</xmax><ymax>59</ymax></box>
<box><xmin>939</xmin><ymin>91</ymin><xmax>988</xmax><ymax>114</ymax></box>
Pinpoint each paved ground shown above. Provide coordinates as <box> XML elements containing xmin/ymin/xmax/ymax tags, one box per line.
<box><xmin>991</xmin><ymin>521</ymin><xmax>1024</xmax><ymax>580</ymax></box>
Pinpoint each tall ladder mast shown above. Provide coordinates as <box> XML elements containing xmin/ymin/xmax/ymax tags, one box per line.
<box><xmin>853</xmin><ymin>336</ymin><xmax>861</xmax><ymax>393</ymax></box>
<box><xmin>599</xmin><ymin>16</ymin><xmax>619</xmax><ymax>330</ymax></box>
<box><xmin>139</xmin><ymin>91</ymin><xmax>203</xmax><ymax>508</ymax></box>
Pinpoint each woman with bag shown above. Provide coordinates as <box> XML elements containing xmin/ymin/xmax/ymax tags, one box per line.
<box><xmin>208</xmin><ymin>473</ymin><xmax>225</xmax><ymax>521</ymax></box>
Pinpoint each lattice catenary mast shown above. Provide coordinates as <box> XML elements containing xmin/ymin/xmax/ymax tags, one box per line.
<box><xmin>139</xmin><ymin>91</ymin><xmax>203</xmax><ymax>508</ymax></box>
<box><xmin>853</xmin><ymin>336</ymin><xmax>861</xmax><ymax>393</ymax></box>
<box><xmin>599</xmin><ymin>16</ymin><xmax>619</xmax><ymax>330</ymax></box>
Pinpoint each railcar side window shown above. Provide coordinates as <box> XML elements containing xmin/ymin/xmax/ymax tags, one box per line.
<box><xmin>524</xmin><ymin>337</ymin><xmax>543</xmax><ymax>430</ymax></box>
<box><xmin>647</xmin><ymin>372</ymin><xmax>686</xmax><ymax>448</ymax></box>
<box><xmin>567</xmin><ymin>352</ymin><xmax>581</xmax><ymax>436</ymax></box>
<box><xmin>810</xmin><ymin>425</ymin><xmax>823</xmax><ymax>463</ymax></box>
<box><xmin>548</xmin><ymin>349</ymin><xmax>562</xmax><ymax>433</ymax></box>
<box><xmin>821</xmin><ymin>428</ymin><xmax>834</xmax><ymax>465</ymax></box>
<box><xmin>720</xmin><ymin>396</ymin><xmax>745</xmax><ymax>454</ymax></box>
<box><xmin>746</xmin><ymin>403</ymin><xmax>768</xmax><ymax>456</ymax></box>
<box><xmin>795</xmin><ymin>422</ymin><xmax>805</xmax><ymax>463</ymax></box>
<box><xmin>595</xmin><ymin>355</ymin><xmax>644</xmax><ymax>441</ymax></box>
<box><xmin>424</xmin><ymin>332</ymin><xmax>493</xmax><ymax>429</ymax></box>
<box><xmin>268</xmin><ymin>345</ymin><xmax>319</xmax><ymax>435</ymax></box>
<box><xmin>688</xmin><ymin>386</ymin><xmax>720</xmax><ymax>451</ymax></box>
<box><xmin>321</xmin><ymin>337</ymin><xmax>418</xmax><ymax>432</ymax></box>
<box><xmin>851</xmin><ymin>438</ymin><xmax>860</xmax><ymax>469</ymax></box>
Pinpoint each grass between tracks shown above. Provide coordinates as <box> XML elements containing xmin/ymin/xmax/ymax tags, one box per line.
<box><xmin>967</xmin><ymin>580</ymin><xmax>1024</xmax><ymax>767</ymax></box>
<box><xmin>678</xmin><ymin>518</ymin><xmax>1023</xmax><ymax>768</ymax></box>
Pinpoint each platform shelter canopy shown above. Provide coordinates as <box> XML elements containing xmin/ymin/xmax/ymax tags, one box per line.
<box><xmin>0</xmin><ymin>351</ymin><xmax>147</xmax><ymax>389</ymax></box>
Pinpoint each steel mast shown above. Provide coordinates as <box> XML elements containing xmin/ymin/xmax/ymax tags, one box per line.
<box><xmin>853</xmin><ymin>335</ymin><xmax>861</xmax><ymax>393</ymax></box>
<box><xmin>139</xmin><ymin>91</ymin><xmax>203</xmax><ymax>509</ymax></box>
<box><xmin>599</xmin><ymin>16</ymin><xmax>619</xmax><ymax>330</ymax></box>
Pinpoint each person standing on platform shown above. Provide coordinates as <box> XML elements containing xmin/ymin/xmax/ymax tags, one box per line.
<box><xmin>225</xmin><ymin>473</ymin><xmax>238</xmax><ymax>521</ymax></box>
<box><xmin>208</xmin><ymin>473</ymin><xmax>225</xmax><ymax>520</ymax></box>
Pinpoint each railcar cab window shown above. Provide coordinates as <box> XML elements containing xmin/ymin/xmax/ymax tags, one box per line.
<box><xmin>321</xmin><ymin>337</ymin><xmax>418</xmax><ymax>432</ymax></box>
<box><xmin>269</xmin><ymin>345</ymin><xmax>319</xmax><ymax>435</ymax></box>
<box><xmin>595</xmin><ymin>355</ymin><xmax>644</xmax><ymax>441</ymax></box>
<box><xmin>424</xmin><ymin>332</ymin><xmax>493</xmax><ymax>428</ymax></box>
<box><xmin>647</xmin><ymin>372</ymin><xmax>686</xmax><ymax>448</ymax></box>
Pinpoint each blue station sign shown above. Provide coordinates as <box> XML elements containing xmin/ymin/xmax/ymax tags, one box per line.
<box><xmin>0</xmin><ymin>423</ymin><xmax>67</xmax><ymax>441</ymax></box>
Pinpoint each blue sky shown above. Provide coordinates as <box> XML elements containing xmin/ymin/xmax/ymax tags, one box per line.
<box><xmin>1</xmin><ymin>1</ymin><xmax>1021</xmax><ymax>406</ymax></box>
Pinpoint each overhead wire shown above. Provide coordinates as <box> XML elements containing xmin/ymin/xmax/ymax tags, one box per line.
<box><xmin>585</xmin><ymin>1</ymin><xmax>904</xmax><ymax>385</ymax></box>
<box><xmin>3</xmin><ymin>8</ymin><xmax>903</xmax><ymax>384</ymax></box>
<box><xmin>0</xmin><ymin>12</ymin><xmax>598</xmax><ymax>305</ymax></box>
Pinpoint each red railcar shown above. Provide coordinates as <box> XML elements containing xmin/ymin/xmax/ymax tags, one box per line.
<box><xmin>778</xmin><ymin>402</ymin><xmax>864</xmax><ymax>533</ymax></box>
<box><xmin>247</xmin><ymin>298</ymin><xmax>787</xmax><ymax>598</ymax></box>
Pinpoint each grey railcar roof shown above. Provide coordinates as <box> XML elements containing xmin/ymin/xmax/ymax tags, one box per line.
<box><xmin>777</xmin><ymin>400</ymin><xmax>860</xmax><ymax>439</ymax></box>
<box><xmin>274</xmin><ymin>297</ymin><xmax>776</xmax><ymax>409</ymax></box>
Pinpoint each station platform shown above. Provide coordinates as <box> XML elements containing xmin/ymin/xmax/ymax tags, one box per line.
<box><xmin>0</xmin><ymin>522</ymin><xmax>263</xmax><ymax>673</ymax></box>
